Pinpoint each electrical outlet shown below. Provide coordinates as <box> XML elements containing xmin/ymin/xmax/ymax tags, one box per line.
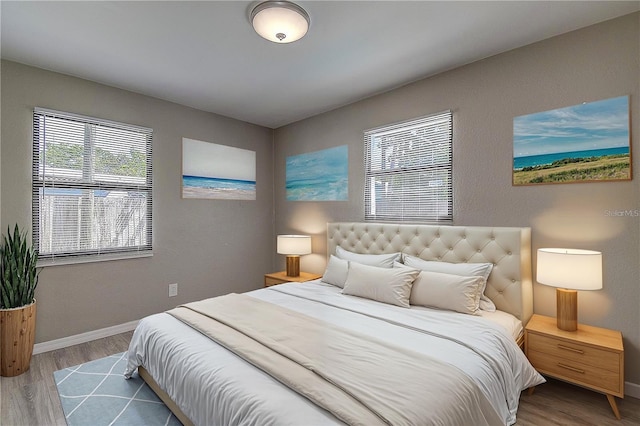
<box><xmin>168</xmin><ymin>283</ymin><xmax>178</xmax><ymax>297</ymax></box>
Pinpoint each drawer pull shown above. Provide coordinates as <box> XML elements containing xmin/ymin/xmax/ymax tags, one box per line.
<box><xmin>558</xmin><ymin>363</ymin><xmax>585</xmax><ymax>374</ymax></box>
<box><xmin>557</xmin><ymin>344</ymin><xmax>584</xmax><ymax>354</ymax></box>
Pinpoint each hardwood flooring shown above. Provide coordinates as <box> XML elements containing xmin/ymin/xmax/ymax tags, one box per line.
<box><xmin>0</xmin><ymin>331</ymin><xmax>133</xmax><ymax>426</ymax></box>
<box><xmin>1</xmin><ymin>331</ymin><xmax>639</xmax><ymax>425</ymax></box>
<box><xmin>518</xmin><ymin>379</ymin><xmax>640</xmax><ymax>425</ymax></box>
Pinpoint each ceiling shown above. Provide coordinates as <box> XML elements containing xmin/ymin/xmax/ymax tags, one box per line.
<box><xmin>2</xmin><ymin>1</ymin><xmax>638</xmax><ymax>129</ymax></box>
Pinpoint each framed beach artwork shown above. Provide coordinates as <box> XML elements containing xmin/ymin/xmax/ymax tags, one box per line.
<box><xmin>286</xmin><ymin>145</ymin><xmax>348</xmax><ymax>201</ymax></box>
<box><xmin>513</xmin><ymin>95</ymin><xmax>630</xmax><ymax>185</ymax></box>
<box><xmin>182</xmin><ymin>138</ymin><xmax>256</xmax><ymax>200</ymax></box>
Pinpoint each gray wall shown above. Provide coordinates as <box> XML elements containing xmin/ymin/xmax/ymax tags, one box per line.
<box><xmin>274</xmin><ymin>14</ymin><xmax>640</xmax><ymax>385</ymax></box>
<box><xmin>1</xmin><ymin>12</ymin><xmax>638</xmax><ymax>387</ymax></box>
<box><xmin>1</xmin><ymin>60</ymin><xmax>274</xmax><ymax>343</ymax></box>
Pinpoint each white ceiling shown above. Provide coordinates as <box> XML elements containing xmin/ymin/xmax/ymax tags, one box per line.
<box><xmin>2</xmin><ymin>1</ymin><xmax>638</xmax><ymax>129</ymax></box>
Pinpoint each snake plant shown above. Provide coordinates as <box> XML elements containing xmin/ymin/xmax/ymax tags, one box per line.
<box><xmin>0</xmin><ymin>225</ymin><xmax>40</xmax><ymax>309</ymax></box>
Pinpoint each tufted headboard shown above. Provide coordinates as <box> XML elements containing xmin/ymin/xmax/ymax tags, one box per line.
<box><xmin>327</xmin><ymin>222</ymin><xmax>533</xmax><ymax>324</ymax></box>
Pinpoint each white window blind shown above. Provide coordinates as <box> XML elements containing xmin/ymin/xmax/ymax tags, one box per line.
<box><xmin>32</xmin><ymin>108</ymin><xmax>153</xmax><ymax>262</ymax></box>
<box><xmin>364</xmin><ymin>111</ymin><xmax>453</xmax><ymax>223</ymax></box>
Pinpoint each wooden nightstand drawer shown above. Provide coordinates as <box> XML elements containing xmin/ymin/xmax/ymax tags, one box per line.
<box><xmin>527</xmin><ymin>333</ymin><xmax>620</xmax><ymax>371</ymax></box>
<box><xmin>264</xmin><ymin>271</ymin><xmax>322</xmax><ymax>287</ymax></box>
<box><xmin>264</xmin><ymin>276</ymin><xmax>287</xmax><ymax>287</ymax></box>
<box><xmin>527</xmin><ymin>349</ymin><xmax>622</xmax><ymax>395</ymax></box>
<box><xmin>524</xmin><ymin>314</ymin><xmax>625</xmax><ymax>419</ymax></box>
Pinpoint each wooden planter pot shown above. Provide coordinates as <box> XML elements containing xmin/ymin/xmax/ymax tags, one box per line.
<box><xmin>0</xmin><ymin>300</ymin><xmax>37</xmax><ymax>377</ymax></box>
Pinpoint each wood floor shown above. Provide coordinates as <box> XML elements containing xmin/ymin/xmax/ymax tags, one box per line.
<box><xmin>0</xmin><ymin>331</ymin><xmax>133</xmax><ymax>426</ymax></box>
<box><xmin>1</xmin><ymin>331</ymin><xmax>639</xmax><ymax>425</ymax></box>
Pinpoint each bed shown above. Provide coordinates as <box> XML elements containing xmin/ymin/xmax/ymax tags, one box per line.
<box><xmin>125</xmin><ymin>222</ymin><xmax>544</xmax><ymax>425</ymax></box>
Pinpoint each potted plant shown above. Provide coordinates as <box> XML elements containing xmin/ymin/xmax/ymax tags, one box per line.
<box><xmin>0</xmin><ymin>224</ymin><xmax>40</xmax><ymax>376</ymax></box>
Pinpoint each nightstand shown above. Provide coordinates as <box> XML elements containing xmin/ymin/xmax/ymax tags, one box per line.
<box><xmin>525</xmin><ymin>314</ymin><xmax>624</xmax><ymax>419</ymax></box>
<box><xmin>264</xmin><ymin>271</ymin><xmax>322</xmax><ymax>287</ymax></box>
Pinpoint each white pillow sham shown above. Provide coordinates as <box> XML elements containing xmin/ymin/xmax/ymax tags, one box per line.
<box><xmin>342</xmin><ymin>262</ymin><xmax>420</xmax><ymax>308</ymax></box>
<box><xmin>402</xmin><ymin>254</ymin><xmax>496</xmax><ymax>311</ymax></box>
<box><xmin>321</xmin><ymin>255</ymin><xmax>349</xmax><ymax>288</ymax></box>
<box><xmin>335</xmin><ymin>246</ymin><xmax>400</xmax><ymax>268</ymax></box>
<box><xmin>404</xmin><ymin>266</ymin><xmax>484</xmax><ymax>315</ymax></box>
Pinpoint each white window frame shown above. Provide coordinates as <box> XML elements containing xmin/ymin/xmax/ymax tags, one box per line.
<box><xmin>32</xmin><ymin>108</ymin><xmax>153</xmax><ymax>265</ymax></box>
<box><xmin>364</xmin><ymin>110</ymin><xmax>453</xmax><ymax>223</ymax></box>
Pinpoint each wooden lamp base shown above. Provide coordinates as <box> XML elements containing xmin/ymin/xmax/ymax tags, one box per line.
<box><xmin>556</xmin><ymin>288</ymin><xmax>578</xmax><ymax>331</ymax></box>
<box><xmin>285</xmin><ymin>255</ymin><xmax>300</xmax><ymax>277</ymax></box>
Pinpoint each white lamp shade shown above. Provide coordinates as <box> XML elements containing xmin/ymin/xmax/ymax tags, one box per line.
<box><xmin>251</xmin><ymin>1</ymin><xmax>310</xmax><ymax>43</ymax></box>
<box><xmin>277</xmin><ymin>235</ymin><xmax>312</xmax><ymax>255</ymax></box>
<box><xmin>537</xmin><ymin>248</ymin><xmax>603</xmax><ymax>291</ymax></box>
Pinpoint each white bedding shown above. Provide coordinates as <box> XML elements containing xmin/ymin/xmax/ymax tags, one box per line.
<box><xmin>479</xmin><ymin>309</ymin><xmax>524</xmax><ymax>341</ymax></box>
<box><xmin>125</xmin><ymin>280</ymin><xmax>543</xmax><ymax>425</ymax></box>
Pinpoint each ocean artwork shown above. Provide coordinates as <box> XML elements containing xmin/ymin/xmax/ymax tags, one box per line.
<box><xmin>513</xmin><ymin>96</ymin><xmax>630</xmax><ymax>185</ymax></box>
<box><xmin>286</xmin><ymin>145</ymin><xmax>348</xmax><ymax>201</ymax></box>
<box><xmin>182</xmin><ymin>138</ymin><xmax>256</xmax><ymax>200</ymax></box>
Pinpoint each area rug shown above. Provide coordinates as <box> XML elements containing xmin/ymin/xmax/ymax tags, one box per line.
<box><xmin>53</xmin><ymin>352</ymin><xmax>181</xmax><ymax>426</ymax></box>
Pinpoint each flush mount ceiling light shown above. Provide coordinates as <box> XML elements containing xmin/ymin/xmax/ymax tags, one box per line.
<box><xmin>251</xmin><ymin>1</ymin><xmax>310</xmax><ymax>43</ymax></box>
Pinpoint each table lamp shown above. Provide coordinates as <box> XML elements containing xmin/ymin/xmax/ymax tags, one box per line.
<box><xmin>536</xmin><ymin>248</ymin><xmax>602</xmax><ymax>332</ymax></box>
<box><xmin>277</xmin><ymin>235</ymin><xmax>312</xmax><ymax>277</ymax></box>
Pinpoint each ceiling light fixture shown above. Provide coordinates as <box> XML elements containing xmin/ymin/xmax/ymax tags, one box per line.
<box><xmin>251</xmin><ymin>1</ymin><xmax>310</xmax><ymax>44</ymax></box>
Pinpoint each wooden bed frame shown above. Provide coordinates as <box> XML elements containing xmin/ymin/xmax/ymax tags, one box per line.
<box><xmin>139</xmin><ymin>222</ymin><xmax>534</xmax><ymax>423</ymax></box>
<box><xmin>138</xmin><ymin>366</ymin><xmax>194</xmax><ymax>426</ymax></box>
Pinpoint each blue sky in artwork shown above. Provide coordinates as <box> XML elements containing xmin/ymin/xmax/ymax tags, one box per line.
<box><xmin>182</xmin><ymin>138</ymin><xmax>255</xmax><ymax>181</ymax></box>
<box><xmin>513</xmin><ymin>96</ymin><xmax>629</xmax><ymax>158</ymax></box>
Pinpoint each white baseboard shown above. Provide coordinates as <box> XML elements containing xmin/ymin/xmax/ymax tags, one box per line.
<box><xmin>626</xmin><ymin>381</ymin><xmax>640</xmax><ymax>399</ymax></box>
<box><xmin>33</xmin><ymin>320</ymin><xmax>139</xmax><ymax>355</ymax></box>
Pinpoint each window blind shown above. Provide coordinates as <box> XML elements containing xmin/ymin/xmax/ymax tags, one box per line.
<box><xmin>32</xmin><ymin>108</ymin><xmax>153</xmax><ymax>262</ymax></box>
<box><xmin>364</xmin><ymin>111</ymin><xmax>453</xmax><ymax>223</ymax></box>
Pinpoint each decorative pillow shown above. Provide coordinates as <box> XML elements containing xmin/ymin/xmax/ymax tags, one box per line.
<box><xmin>321</xmin><ymin>255</ymin><xmax>349</xmax><ymax>288</ymax></box>
<box><xmin>336</xmin><ymin>246</ymin><xmax>401</xmax><ymax>268</ymax></box>
<box><xmin>402</xmin><ymin>254</ymin><xmax>496</xmax><ymax>311</ymax></box>
<box><xmin>342</xmin><ymin>262</ymin><xmax>420</xmax><ymax>308</ymax></box>
<box><xmin>407</xmin><ymin>268</ymin><xmax>484</xmax><ymax>315</ymax></box>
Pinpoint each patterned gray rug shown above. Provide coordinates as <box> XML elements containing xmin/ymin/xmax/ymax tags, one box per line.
<box><xmin>53</xmin><ymin>352</ymin><xmax>181</xmax><ymax>426</ymax></box>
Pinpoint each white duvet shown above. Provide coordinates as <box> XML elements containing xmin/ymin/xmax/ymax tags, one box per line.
<box><xmin>125</xmin><ymin>280</ymin><xmax>544</xmax><ymax>426</ymax></box>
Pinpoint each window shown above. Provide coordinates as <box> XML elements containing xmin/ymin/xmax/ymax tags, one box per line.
<box><xmin>32</xmin><ymin>108</ymin><xmax>153</xmax><ymax>263</ymax></box>
<box><xmin>364</xmin><ymin>111</ymin><xmax>453</xmax><ymax>223</ymax></box>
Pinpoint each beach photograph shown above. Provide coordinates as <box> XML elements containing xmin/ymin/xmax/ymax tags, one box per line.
<box><xmin>286</xmin><ymin>145</ymin><xmax>348</xmax><ymax>201</ymax></box>
<box><xmin>182</xmin><ymin>138</ymin><xmax>256</xmax><ymax>200</ymax></box>
<box><xmin>513</xmin><ymin>95</ymin><xmax>630</xmax><ymax>185</ymax></box>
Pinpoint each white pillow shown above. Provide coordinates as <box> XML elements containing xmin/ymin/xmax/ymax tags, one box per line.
<box><xmin>408</xmin><ymin>268</ymin><xmax>484</xmax><ymax>315</ymax></box>
<box><xmin>321</xmin><ymin>255</ymin><xmax>349</xmax><ymax>288</ymax></box>
<box><xmin>402</xmin><ymin>254</ymin><xmax>496</xmax><ymax>311</ymax></box>
<box><xmin>342</xmin><ymin>262</ymin><xmax>420</xmax><ymax>308</ymax></box>
<box><xmin>336</xmin><ymin>246</ymin><xmax>401</xmax><ymax>268</ymax></box>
